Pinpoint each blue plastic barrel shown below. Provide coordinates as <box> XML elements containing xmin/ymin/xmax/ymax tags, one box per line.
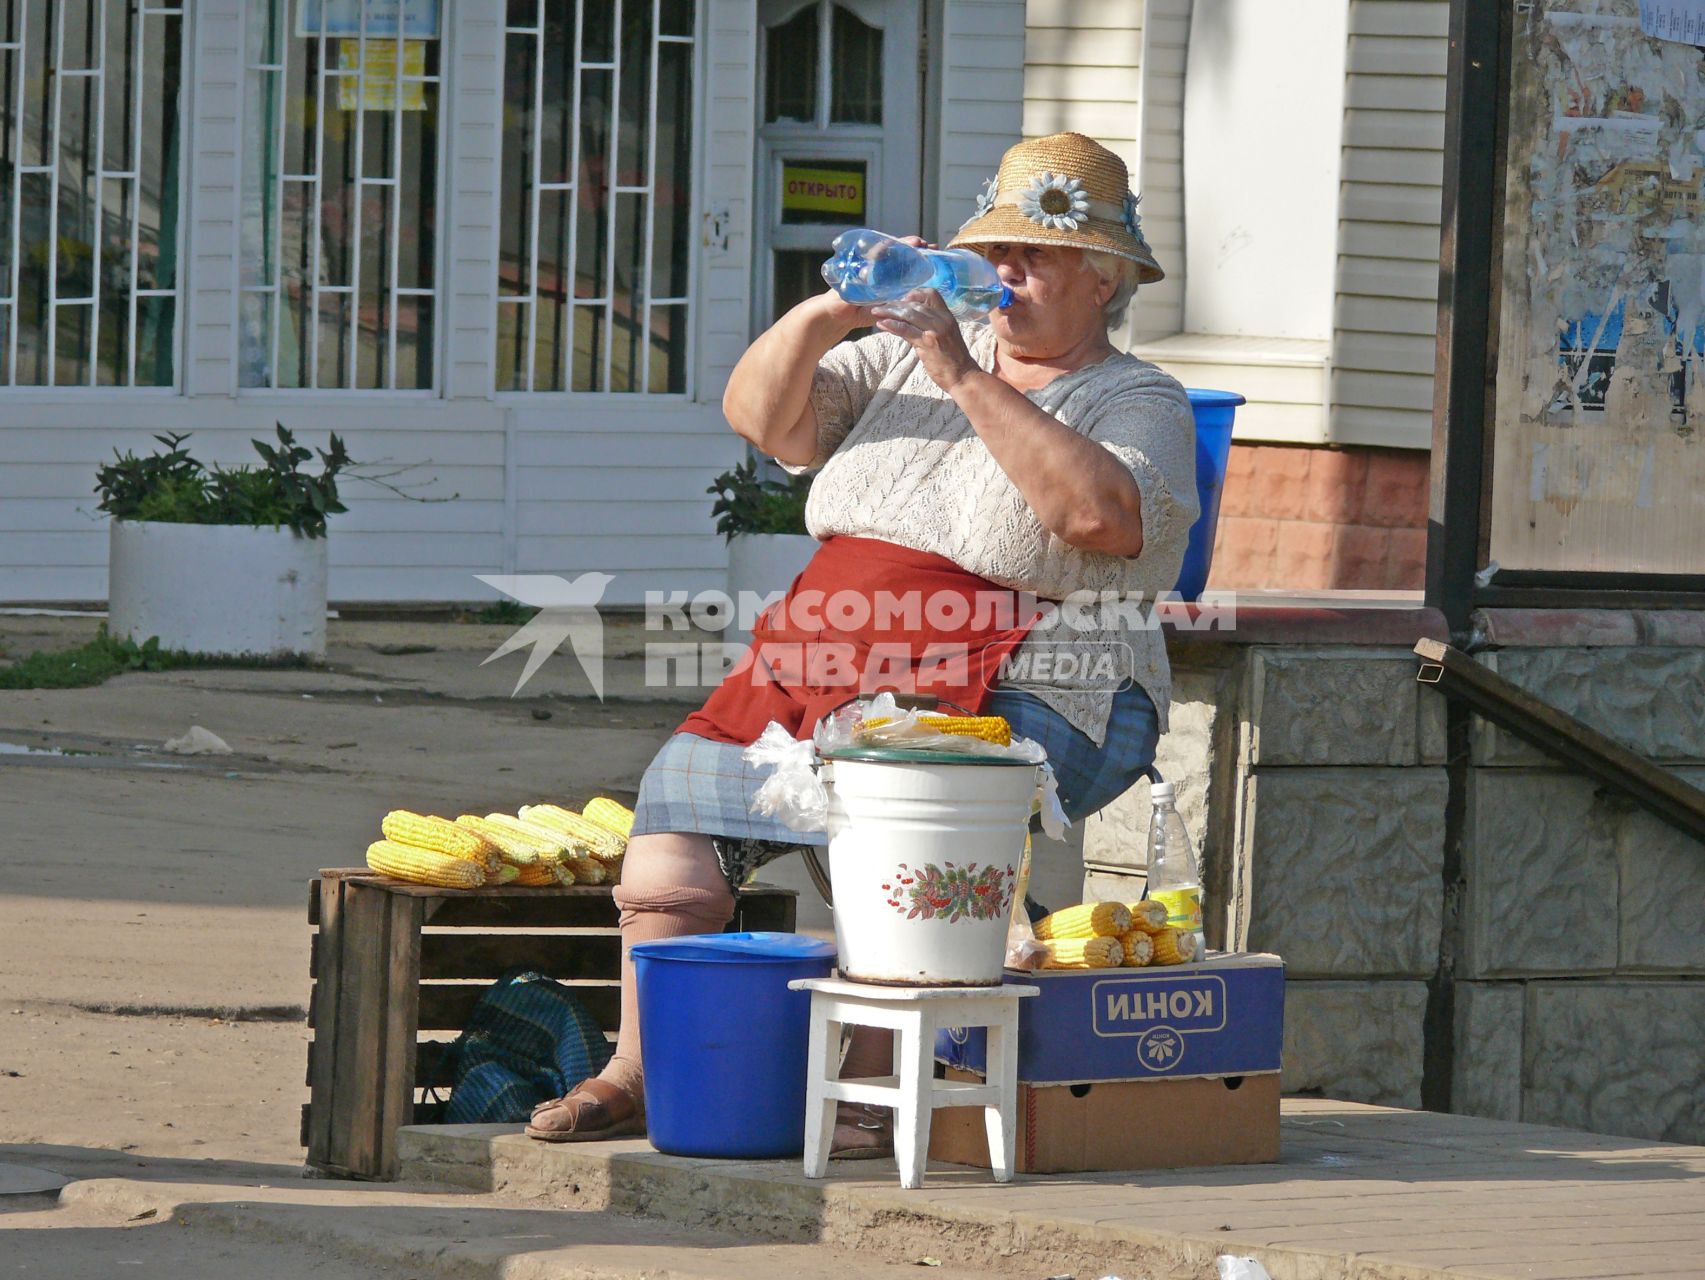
<box><xmin>1173</xmin><ymin>388</ymin><xmax>1247</xmax><ymax>602</ymax></box>
<box><xmin>632</xmin><ymin>931</ymin><xmax>837</xmax><ymax>1158</ymax></box>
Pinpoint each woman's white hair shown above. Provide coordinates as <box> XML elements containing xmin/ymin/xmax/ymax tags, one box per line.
<box><xmin>1083</xmin><ymin>250</ymin><xmax>1141</xmax><ymax>330</ymax></box>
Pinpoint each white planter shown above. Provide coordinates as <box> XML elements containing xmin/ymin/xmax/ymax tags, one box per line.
<box><xmin>724</xmin><ymin>532</ymin><xmax>819</xmax><ymax>642</ymax></box>
<box><xmin>108</xmin><ymin>519</ymin><xmax>328</xmax><ymax>658</ymax></box>
<box><xmin>822</xmin><ymin>755</ymin><xmax>1038</xmax><ymax>986</ymax></box>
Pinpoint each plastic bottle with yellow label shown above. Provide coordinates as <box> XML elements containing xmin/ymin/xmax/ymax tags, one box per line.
<box><xmin>1145</xmin><ymin>779</ymin><xmax>1204</xmax><ymax>945</ymax></box>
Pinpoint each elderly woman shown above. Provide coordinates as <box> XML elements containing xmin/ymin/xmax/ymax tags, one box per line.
<box><xmin>526</xmin><ymin>132</ymin><xmax>1198</xmax><ymax>1147</ymax></box>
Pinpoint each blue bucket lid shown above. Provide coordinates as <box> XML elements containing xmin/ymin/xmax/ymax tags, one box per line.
<box><xmin>631</xmin><ymin>931</ymin><xmax>837</xmax><ymax>964</ymax></box>
<box><xmin>1186</xmin><ymin>387</ymin><xmax>1247</xmax><ymax>408</ymax></box>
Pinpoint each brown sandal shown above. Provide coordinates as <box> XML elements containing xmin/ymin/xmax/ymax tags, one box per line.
<box><xmin>531</xmin><ymin>1085</ymin><xmax>586</xmax><ymax>1120</ymax></box>
<box><xmin>524</xmin><ymin>1077</ymin><xmax>646</xmax><ymax>1142</ymax></box>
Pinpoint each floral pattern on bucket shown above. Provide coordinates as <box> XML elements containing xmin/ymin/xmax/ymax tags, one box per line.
<box><xmin>883</xmin><ymin>861</ymin><xmax>1016</xmax><ymax>922</ymax></box>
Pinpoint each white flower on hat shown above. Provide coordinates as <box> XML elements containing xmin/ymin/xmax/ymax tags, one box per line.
<box><xmin>1017</xmin><ymin>171</ymin><xmax>1090</xmax><ymax>232</ymax></box>
<box><xmin>1122</xmin><ymin>191</ymin><xmax>1144</xmax><ymax>239</ymax></box>
<box><xmin>960</xmin><ymin>175</ymin><xmax>999</xmax><ymax>231</ymax></box>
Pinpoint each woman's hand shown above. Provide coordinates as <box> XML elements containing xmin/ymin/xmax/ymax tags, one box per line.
<box><xmin>815</xmin><ymin>286</ymin><xmax>869</xmax><ymax>335</ymax></box>
<box><xmin>869</xmin><ymin>288</ymin><xmax>978</xmax><ymax>393</ymax></box>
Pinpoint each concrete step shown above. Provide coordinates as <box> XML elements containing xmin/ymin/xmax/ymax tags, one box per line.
<box><xmin>396</xmin><ymin>1101</ymin><xmax>1705</xmax><ymax>1280</ymax></box>
<box><xmin>54</xmin><ymin>1174</ymin><xmax>997</xmax><ymax>1280</ymax></box>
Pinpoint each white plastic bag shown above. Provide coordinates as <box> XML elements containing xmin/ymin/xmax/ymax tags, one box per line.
<box><xmin>743</xmin><ymin>721</ymin><xmax>828</xmax><ymax>832</ymax></box>
<box><xmin>1217</xmin><ymin>1256</ymin><xmax>1275</xmax><ymax>1280</ymax></box>
<box><xmin>162</xmin><ymin>725</ymin><xmax>232</xmax><ymax>756</ymax></box>
<box><xmin>748</xmin><ymin>696</ymin><xmax>1072</xmax><ymax>840</ymax></box>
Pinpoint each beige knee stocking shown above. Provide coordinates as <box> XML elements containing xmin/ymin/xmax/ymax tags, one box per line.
<box><xmin>599</xmin><ymin>834</ymin><xmax>734</xmax><ymax>1102</ymax></box>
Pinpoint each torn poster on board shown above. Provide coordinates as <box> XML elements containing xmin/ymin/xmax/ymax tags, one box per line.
<box><xmin>1640</xmin><ymin>1</ymin><xmax>1705</xmax><ymax>44</ymax></box>
<box><xmin>1523</xmin><ymin>3</ymin><xmax>1705</xmax><ymax>428</ymax></box>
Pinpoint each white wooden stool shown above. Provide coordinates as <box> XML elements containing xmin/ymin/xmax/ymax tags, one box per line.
<box><xmin>788</xmin><ymin>977</ymin><xmax>1039</xmax><ymax>1188</ymax></box>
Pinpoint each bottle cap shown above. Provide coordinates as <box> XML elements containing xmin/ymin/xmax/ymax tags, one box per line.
<box><xmin>1150</xmin><ymin>779</ymin><xmax>1175</xmax><ymax>802</ymax></box>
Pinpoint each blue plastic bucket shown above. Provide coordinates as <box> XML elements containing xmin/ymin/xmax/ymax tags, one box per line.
<box><xmin>1174</xmin><ymin>388</ymin><xmax>1247</xmax><ymax>602</ymax></box>
<box><xmin>632</xmin><ymin>931</ymin><xmax>837</xmax><ymax>1158</ymax></box>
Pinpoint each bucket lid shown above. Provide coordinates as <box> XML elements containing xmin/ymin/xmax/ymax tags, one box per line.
<box><xmin>630</xmin><ymin>931</ymin><xmax>837</xmax><ymax>964</ymax></box>
<box><xmin>821</xmin><ymin>746</ymin><xmax>1038</xmax><ymax>766</ymax></box>
<box><xmin>1185</xmin><ymin>387</ymin><xmax>1247</xmax><ymax>408</ymax></box>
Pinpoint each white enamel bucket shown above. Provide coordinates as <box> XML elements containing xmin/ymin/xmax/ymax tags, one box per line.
<box><xmin>821</xmin><ymin>749</ymin><xmax>1037</xmax><ymax>986</ymax></box>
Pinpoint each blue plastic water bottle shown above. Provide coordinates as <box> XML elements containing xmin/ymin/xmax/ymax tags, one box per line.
<box><xmin>820</xmin><ymin>228</ymin><xmax>1013</xmax><ymax>319</ymax></box>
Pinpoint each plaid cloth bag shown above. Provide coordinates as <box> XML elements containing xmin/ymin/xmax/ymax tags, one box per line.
<box><xmin>434</xmin><ymin>968</ymin><xmax>613</xmax><ymax>1124</ymax></box>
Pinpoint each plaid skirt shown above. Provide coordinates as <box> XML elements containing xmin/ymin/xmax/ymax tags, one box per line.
<box><xmin>631</xmin><ymin>681</ymin><xmax>1162</xmax><ymax>891</ymax></box>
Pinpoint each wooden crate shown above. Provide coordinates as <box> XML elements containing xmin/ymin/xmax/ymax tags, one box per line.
<box><xmin>303</xmin><ymin>868</ymin><xmax>798</xmax><ymax>1179</ymax></box>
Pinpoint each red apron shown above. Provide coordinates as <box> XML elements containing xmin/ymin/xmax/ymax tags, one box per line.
<box><xmin>677</xmin><ymin>535</ymin><xmax>1045</xmax><ymax>745</ymax></box>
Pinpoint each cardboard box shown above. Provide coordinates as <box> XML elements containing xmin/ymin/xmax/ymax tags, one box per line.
<box><xmin>935</xmin><ymin>952</ymin><xmax>1284</xmax><ymax>1084</ymax></box>
<box><xmin>929</xmin><ymin>953</ymin><xmax>1284</xmax><ymax>1173</ymax></box>
<box><xmin>928</xmin><ymin>1070</ymin><xmax>1281</xmax><ymax>1173</ymax></box>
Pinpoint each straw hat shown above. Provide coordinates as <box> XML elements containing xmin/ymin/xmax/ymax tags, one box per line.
<box><xmin>949</xmin><ymin>132</ymin><xmax>1163</xmax><ymax>284</ymax></box>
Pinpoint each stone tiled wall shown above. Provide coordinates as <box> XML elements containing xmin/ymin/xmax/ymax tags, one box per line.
<box><xmin>1449</xmin><ymin>647</ymin><xmax>1705</xmax><ymax>1144</ymax></box>
<box><xmin>1084</xmin><ymin>624</ymin><xmax>1705</xmax><ymax>1142</ymax></box>
<box><xmin>1208</xmin><ymin>445</ymin><xmax>1430</xmax><ymax>591</ymax></box>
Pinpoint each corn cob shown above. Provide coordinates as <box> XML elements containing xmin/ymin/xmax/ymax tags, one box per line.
<box><xmin>1119</xmin><ymin>929</ymin><xmax>1155</xmax><ymax>966</ymax></box>
<box><xmin>924</xmin><ymin>714</ymin><xmax>1012</xmax><ymax>745</ymax></box>
<box><xmin>510</xmin><ymin>815</ymin><xmax>597</xmax><ymax>863</ymax></box>
<box><xmin>490</xmin><ymin>864</ymin><xmax>521</xmax><ymax>886</ymax></box>
<box><xmin>1033</xmin><ymin>901</ymin><xmax>1131</xmax><ymax>941</ymax></box>
<box><xmin>514</xmin><ymin>860</ymin><xmax>571</xmax><ymax>886</ymax></box>
<box><xmin>1126</xmin><ymin>899</ymin><xmax>1169</xmax><ymax>934</ymax></box>
<box><xmin>519</xmin><ymin>804</ymin><xmax>627</xmax><ymax>862</ymax></box>
<box><xmin>1037</xmin><ymin>936</ymin><xmax>1123</xmax><ymax>969</ymax></box>
<box><xmin>381</xmin><ymin>811</ymin><xmax>501</xmax><ymax>873</ymax></box>
<box><xmin>583</xmin><ymin>796</ymin><xmax>636</xmax><ymax>839</ymax></box>
<box><xmin>453</xmin><ymin>814</ymin><xmax>552</xmax><ymax>865</ymax></box>
<box><xmin>859</xmin><ymin>714</ymin><xmax>1013</xmax><ymax>746</ymax></box>
<box><xmin>564</xmin><ymin>852</ymin><xmax>607</xmax><ymax>885</ymax></box>
<box><xmin>1149</xmin><ymin>927</ymin><xmax>1200</xmax><ymax>966</ymax></box>
<box><xmin>366</xmin><ymin>839</ymin><xmax>485</xmax><ymax>889</ymax></box>
<box><xmin>485</xmin><ymin>813</ymin><xmax>574</xmax><ymax>857</ymax></box>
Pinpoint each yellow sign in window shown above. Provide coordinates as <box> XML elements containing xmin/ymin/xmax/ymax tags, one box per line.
<box><xmin>337</xmin><ymin>39</ymin><xmax>428</xmax><ymax>111</ymax></box>
<box><xmin>781</xmin><ymin>163</ymin><xmax>866</xmax><ymax>218</ymax></box>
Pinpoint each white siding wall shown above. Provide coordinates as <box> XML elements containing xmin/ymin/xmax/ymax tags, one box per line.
<box><xmin>696</xmin><ymin>0</ymin><xmax>759</xmax><ymax>400</ymax></box>
<box><xmin>0</xmin><ymin>0</ymin><xmax>752</xmax><ymax>607</ymax></box>
<box><xmin>185</xmin><ymin>0</ymin><xmax>244</xmax><ymax>397</ymax></box>
<box><xmin>508</xmin><ymin>403</ymin><xmax>742</xmax><ymax>604</ymax></box>
<box><xmin>1182</xmin><ymin>0</ymin><xmax>1347</xmax><ymax>343</ymax></box>
<box><xmin>1132</xmin><ymin>0</ymin><xmax>1189</xmax><ymax>342</ymax></box>
<box><xmin>1330</xmin><ymin>0</ymin><xmax>1448</xmax><ymax>449</ymax></box>
<box><xmin>1023</xmin><ymin>0</ymin><xmax>1147</xmax><ymax>347</ymax></box>
<box><xmin>933</xmin><ymin>0</ymin><xmax>1026</xmax><ymax>243</ymax></box>
<box><xmin>1023</xmin><ymin>1</ymin><xmax>1141</xmax><ymax>165</ymax></box>
<box><xmin>0</xmin><ymin>401</ymin><xmax>509</xmax><ymax>603</ymax></box>
<box><xmin>492</xmin><ymin>0</ymin><xmax>757</xmax><ymax>605</ymax></box>
<box><xmin>444</xmin><ymin>3</ymin><xmax>504</xmax><ymax>401</ymax></box>
<box><xmin>1029</xmin><ymin>0</ymin><xmax>1446</xmax><ymax>448</ymax></box>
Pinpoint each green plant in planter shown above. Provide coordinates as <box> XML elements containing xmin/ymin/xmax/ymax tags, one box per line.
<box><xmin>707</xmin><ymin>457</ymin><xmax>812</xmax><ymax>541</ymax></box>
<box><xmin>94</xmin><ymin>425</ymin><xmax>352</xmax><ymax>538</ymax></box>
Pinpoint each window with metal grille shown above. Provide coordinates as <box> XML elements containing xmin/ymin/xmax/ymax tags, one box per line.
<box><xmin>0</xmin><ymin>1</ymin><xmax>183</xmax><ymax>388</ymax></box>
<box><xmin>240</xmin><ymin>0</ymin><xmax>442</xmax><ymax>391</ymax></box>
<box><xmin>497</xmin><ymin>1</ymin><xmax>697</xmax><ymax>395</ymax></box>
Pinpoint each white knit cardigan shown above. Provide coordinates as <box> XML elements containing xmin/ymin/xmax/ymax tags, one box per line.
<box><xmin>783</xmin><ymin>322</ymin><xmax>1199</xmax><ymax>745</ymax></box>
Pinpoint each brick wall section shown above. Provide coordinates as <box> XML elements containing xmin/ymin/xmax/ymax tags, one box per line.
<box><xmin>1208</xmin><ymin>444</ymin><xmax>1430</xmax><ymax>590</ymax></box>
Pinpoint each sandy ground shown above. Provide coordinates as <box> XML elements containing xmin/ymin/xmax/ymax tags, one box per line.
<box><xmin>0</xmin><ymin>611</ymin><xmax>1087</xmax><ymax>1175</ymax></box>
